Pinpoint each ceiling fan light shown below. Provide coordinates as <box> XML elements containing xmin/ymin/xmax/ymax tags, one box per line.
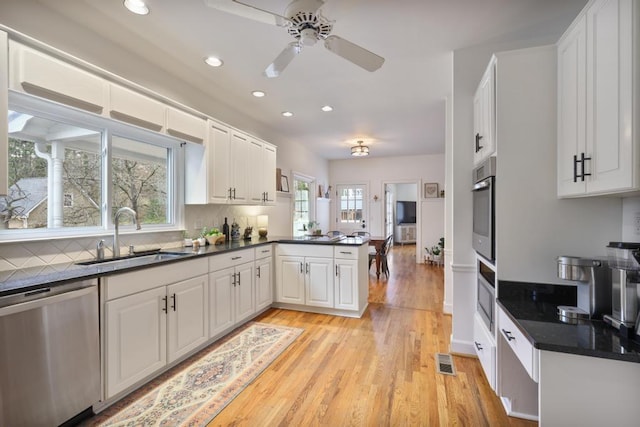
<box><xmin>321</xmin><ymin>105</ymin><xmax>333</xmax><ymax>112</ymax></box>
<box><xmin>204</xmin><ymin>56</ymin><xmax>223</xmax><ymax>67</ymax></box>
<box><xmin>252</xmin><ymin>90</ymin><xmax>266</xmax><ymax>98</ymax></box>
<box><xmin>282</xmin><ymin>111</ymin><xmax>294</xmax><ymax>117</ymax></box>
<box><xmin>123</xmin><ymin>0</ymin><xmax>149</xmax><ymax>15</ymax></box>
<box><xmin>351</xmin><ymin>141</ymin><xmax>369</xmax><ymax>156</ymax></box>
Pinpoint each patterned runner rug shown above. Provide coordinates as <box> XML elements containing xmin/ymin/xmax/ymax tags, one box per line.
<box><xmin>86</xmin><ymin>322</ymin><xmax>303</xmax><ymax>426</ymax></box>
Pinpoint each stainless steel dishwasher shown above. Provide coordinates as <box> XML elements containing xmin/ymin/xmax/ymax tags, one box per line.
<box><xmin>0</xmin><ymin>279</ymin><xmax>100</xmax><ymax>426</ymax></box>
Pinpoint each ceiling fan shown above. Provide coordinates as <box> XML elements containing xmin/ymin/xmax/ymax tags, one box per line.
<box><xmin>204</xmin><ymin>0</ymin><xmax>385</xmax><ymax>77</ymax></box>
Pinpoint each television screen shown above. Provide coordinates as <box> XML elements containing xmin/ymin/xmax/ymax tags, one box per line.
<box><xmin>396</xmin><ymin>201</ymin><xmax>416</xmax><ymax>224</ymax></box>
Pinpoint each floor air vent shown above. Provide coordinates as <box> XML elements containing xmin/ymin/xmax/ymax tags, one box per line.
<box><xmin>435</xmin><ymin>353</ymin><xmax>456</xmax><ymax>376</ymax></box>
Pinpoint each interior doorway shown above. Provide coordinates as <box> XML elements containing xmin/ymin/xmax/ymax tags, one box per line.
<box><xmin>384</xmin><ymin>181</ymin><xmax>419</xmax><ymax>261</ymax></box>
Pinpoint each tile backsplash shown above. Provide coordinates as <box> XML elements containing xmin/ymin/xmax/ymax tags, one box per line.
<box><xmin>0</xmin><ymin>231</ymin><xmax>183</xmax><ymax>272</ymax></box>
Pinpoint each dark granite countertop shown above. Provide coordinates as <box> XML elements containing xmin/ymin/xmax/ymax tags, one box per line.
<box><xmin>0</xmin><ymin>235</ymin><xmax>368</xmax><ymax>297</ymax></box>
<box><xmin>498</xmin><ymin>281</ymin><xmax>640</xmax><ymax>364</ymax></box>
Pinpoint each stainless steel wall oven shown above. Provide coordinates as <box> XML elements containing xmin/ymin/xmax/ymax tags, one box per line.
<box><xmin>472</xmin><ymin>157</ymin><xmax>496</xmax><ymax>261</ymax></box>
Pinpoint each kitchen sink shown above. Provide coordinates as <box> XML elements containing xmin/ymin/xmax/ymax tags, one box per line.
<box><xmin>76</xmin><ymin>251</ymin><xmax>190</xmax><ymax>267</ymax></box>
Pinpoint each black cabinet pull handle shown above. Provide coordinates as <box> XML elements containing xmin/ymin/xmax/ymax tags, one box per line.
<box><xmin>475</xmin><ymin>133</ymin><xmax>484</xmax><ymax>153</ymax></box>
<box><xmin>300</xmin><ymin>262</ymin><xmax>303</xmax><ymax>273</ymax></box>
<box><xmin>233</xmin><ymin>188</ymin><xmax>236</xmax><ymax>199</ymax></box>
<box><xmin>580</xmin><ymin>152</ymin><xmax>591</xmax><ymax>182</ymax></box>
<box><xmin>257</xmin><ymin>266</ymin><xmax>261</xmax><ymax>278</ymax></box>
<box><xmin>474</xmin><ymin>341</ymin><xmax>483</xmax><ymax>351</ymax></box>
<box><xmin>573</xmin><ymin>154</ymin><xmax>578</xmax><ymax>182</ymax></box>
<box><xmin>162</xmin><ymin>296</ymin><xmax>168</xmax><ymax>313</ymax></box>
<box><xmin>335</xmin><ymin>265</ymin><xmax>339</xmax><ymax>277</ymax></box>
<box><xmin>232</xmin><ymin>273</ymin><xmax>236</xmax><ymax>287</ymax></box>
<box><xmin>171</xmin><ymin>293</ymin><xmax>177</xmax><ymax>311</ymax></box>
<box><xmin>501</xmin><ymin>329</ymin><xmax>515</xmax><ymax>341</ymax></box>
<box><xmin>237</xmin><ymin>272</ymin><xmax>240</xmax><ymax>286</ymax></box>
<box><xmin>231</xmin><ymin>256</ymin><xmax>242</xmax><ymax>260</ymax></box>
<box><xmin>305</xmin><ymin>263</ymin><xmax>309</xmax><ymax>274</ymax></box>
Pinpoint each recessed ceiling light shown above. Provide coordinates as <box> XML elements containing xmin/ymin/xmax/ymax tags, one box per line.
<box><xmin>282</xmin><ymin>111</ymin><xmax>294</xmax><ymax>117</ymax></box>
<box><xmin>123</xmin><ymin>0</ymin><xmax>149</xmax><ymax>15</ymax></box>
<box><xmin>204</xmin><ymin>56</ymin><xmax>223</xmax><ymax>67</ymax></box>
<box><xmin>321</xmin><ymin>105</ymin><xmax>333</xmax><ymax>112</ymax></box>
<box><xmin>252</xmin><ymin>91</ymin><xmax>266</xmax><ymax>98</ymax></box>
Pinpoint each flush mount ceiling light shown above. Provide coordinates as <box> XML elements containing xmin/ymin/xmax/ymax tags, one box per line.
<box><xmin>204</xmin><ymin>56</ymin><xmax>223</xmax><ymax>67</ymax></box>
<box><xmin>321</xmin><ymin>105</ymin><xmax>333</xmax><ymax>112</ymax></box>
<box><xmin>282</xmin><ymin>111</ymin><xmax>294</xmax><ymax>117</ymax></box>
<box><xmin>123</xmin><ymin>0</ymin><xmax>149</xmax><ymax>15</ymax></box>
<box><xmin>351</xmin><ymin>140</ymin><xmax>369</xmax><ymax>157</ymax></box>
<box><xmin>252</xmin><ymin>90</ymin><xmax>266</xmax><ymax>98</ymax></box>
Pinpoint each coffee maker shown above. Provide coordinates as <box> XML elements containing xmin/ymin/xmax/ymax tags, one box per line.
<box><xmin>603</xmin><ymin>242</ymin><xmax>640</xmax><ymax>338</ymax></box>
<box><xmin>557</xmin><ymin>256</ymin><xmax>612</xmax><ymax>322</ymax></box>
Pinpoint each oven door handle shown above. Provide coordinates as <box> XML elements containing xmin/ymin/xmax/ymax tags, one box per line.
<box><xmin>472</xmin><ymin>180</ymin><xmax>490</xmax><ymax>191</ymax></box>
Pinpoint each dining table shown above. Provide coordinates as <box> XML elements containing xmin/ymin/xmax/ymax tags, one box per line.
<box><xmin>368</xmin><ymin>236</ymin><xmax>388</xmax><ymax>278</ymax></box>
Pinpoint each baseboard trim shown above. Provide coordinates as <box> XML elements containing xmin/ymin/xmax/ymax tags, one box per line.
<box><xmin>442</xmin><ymin>301</ymin><xmax>453</xmax><ymax>314</ymax></box>
<box><xmin>449</xmin><ymin>336</ymin><xmax>475</xmax><ymax>356</ymax></box>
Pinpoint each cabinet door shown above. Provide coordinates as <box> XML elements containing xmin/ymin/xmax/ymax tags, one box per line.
<box><xmin>109</xmin><ymin>84</ymin><xmax>165</xmax><ymax>131</ymax></box>
<box><xmin>248</xmin><ymin>138</ymin><xmax>264</xmax><ymax>203</ymax></box>
<box><xmin>262</xmin><ymin>144</ymin><xmax>277</xmax><ymax>204</ymax></box>
<box><xmin>276</xmin><ymin>256</ymin><xmax>305</xmax><ymax>304</ymax></box>
<box><xmin>557</xmin><ymin>14</ymin><xmax>587</xmax><ymax>196</ymax></box>
<box><xmin>256</xmin><ymin>257</ymin><xmax>273</xmax><ymax>311</ymax></box>
<box><xmin>230</xmin><ymin>131</ymin><xmax>249</xmax><ymax>203</ymax></box>
<box><xmin>305</xmin><ymin>257</ymin><xmax>334</xmax><ymax>308</ymax></box>
<box><xmin>473</xmin><ymin>313</ymin><xmax>496</xmax><ymax>390</ymax></box>
<box><xmin>208</xmin><ymin>121</ymin><xmax>231</xmax><ymax>204</ymax></box>
<box><xmin>166</xmin><ymin>107</ymin><xmax>206</xmax><ymax>144</ymax></box>
<box><xmin>585</xmin><ymin>0</ymin><xmax>635</xmax><ymax>194</ymax></box>
<box><xmin>105</xmin><ymin>287</ymin><xmax>167</xmax><ymax>398</ymax></box>
<box><xmin>209</xmin><ymin>267</ymin><xmax>234</xmax><ymax>337</ymax></box>
<box><xmin>473</xmin><ymin>62</ymin><xmax>496</xmax><ymax>165</ymax></box>
<box><xmin>235</xmin><ymin>262</ymin><xmax>255</xmax><ymax>323</ymax></box>
<box><xmin>334</xmin><ymin>259</ymin><xmax>358</xmax><ymax>310</ymax></box>
<box><xmin>167</xmin><ymin>275</ymin><xmax>209</xmax><ymax>363</ymax></box>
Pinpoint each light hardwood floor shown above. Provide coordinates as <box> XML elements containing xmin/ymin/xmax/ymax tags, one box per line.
<box><xmin>209</xmin><ymin>245</ymin><xmax>537</xmax><ymax>426</ymax></box>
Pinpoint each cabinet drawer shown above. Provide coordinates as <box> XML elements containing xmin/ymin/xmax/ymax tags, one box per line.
<box><xmin>255</xmin><ymin>245</ymin><xmax>273</xmax><ymax>259</ymax></box>
<box><xmin>209</xmin><ymin>249</ymin><xmax>255</xmax><ymax>272</ymax></box>
<box><xmin>104</xmin><ymin>258</ymin><xmax>208</xmax><ymax>301</ymax></box>
<box><xmin>334</xmin><ymin>246</ymin><xmax>359</xmax><ymax>259</ymax></box>
<box><xmin>166</xmin><ymin>107</ymin><xmax>206</xmax><ymax>143</ymax></box>
<box><xmin>276</xmin><ymin>244</ymin><xmax>333</xmax><ymax>258</ymax></box>
<box><xmin>109</xmin><ymin>84</ymin><xmax>165</xmax><ymax>131</ymax></box>
<box><xmin>498</xmin><ymin>306</ymin><xmax>539</xmax><ymax>382</ymax></box>
<box><xmin>473</xmin><ymin>312</ymin><xmax>496</xmax><ymax>390</ymax></box>
<box><xmin>13</xmin><ymin>44</ymin><xmax>106</xmax><ymax>113</ymax></box>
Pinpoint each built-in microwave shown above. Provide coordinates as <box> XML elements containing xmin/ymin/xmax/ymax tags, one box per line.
<box><xmin>472</xmin><ymin>157</ymin><xmax>496</xmax><ymax>262</ymax></box>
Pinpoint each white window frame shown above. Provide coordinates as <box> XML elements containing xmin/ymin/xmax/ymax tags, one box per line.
<box><xmin>291</xmin><ymin>171</ymin><xmax>316</xmax><ymax>236</ymax></box>
<box><xmin>1</xmin><ymin>91</ymin><xmax>184</xmax><ymax>242</ymax></box>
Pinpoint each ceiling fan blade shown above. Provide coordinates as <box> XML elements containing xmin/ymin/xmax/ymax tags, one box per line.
<box><xmin>204</xmin><ymin>0</ymin><xmax>290</xmax><ymax>26</ymax></box>
<box><xmin>324</xmin><ymin>35</ymin><xmax>385</xmax><ymax>72</ymax></box>
<box><xmin>263</xmin><ymin>43</ymin><xmax>301</xmax><ymax>78</ymax></box>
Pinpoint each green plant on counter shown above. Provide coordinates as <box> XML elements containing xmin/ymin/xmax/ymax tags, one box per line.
<box><xmin>202</xmin><ymin>227</ymin><xmax>221</xmax><ymax>237</ymax></box>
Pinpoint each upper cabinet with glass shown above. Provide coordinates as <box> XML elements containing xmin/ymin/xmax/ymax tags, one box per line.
<box><xmin>557</xmin><ymin>0</ymin><xmax>639</xmax><ymax>197</ymax></box>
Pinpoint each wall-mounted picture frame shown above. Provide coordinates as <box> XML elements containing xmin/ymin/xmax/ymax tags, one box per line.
<box><xmin>280</xmin><ymin>175</ymin><xmax>289</xmax><ymax>193</ymax></box>
<box><xmin>424</xmin><ymin>182</ymin><xmax>439</xmax><ymax>198</ymax></box>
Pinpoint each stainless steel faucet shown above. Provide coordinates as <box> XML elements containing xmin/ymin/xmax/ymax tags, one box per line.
<box><xmin>113</xmin><ymin>207</ymin><xmax>140</xmax><ymax>257</ymax></box>
<box><xmin>96</xmin><ymin>239</ymin><xmax>105</xmax><ymax>260</ymax></box>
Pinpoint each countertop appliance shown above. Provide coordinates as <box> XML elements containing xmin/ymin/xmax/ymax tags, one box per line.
<box><xmin>472</xmin><ymin>156</ymin><xmax>496</xmax><ymax>261</ymax></box>
<box><xmin>604</xmin><ymin>242</ymin><xmax>640</xmax><ymax>337</ymax></box>
<box><xmin>557</xmin><ymin>256</ymin><xmax>611</xmax><ymax>321</ymax></box>
<box><xmin>0</xmin><ymin>279</ymin><xmax>100</xmax><ymax>426</ymax></box>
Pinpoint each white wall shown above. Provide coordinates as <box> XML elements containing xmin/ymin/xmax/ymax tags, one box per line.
<box><xmin>329</xmin><ymin>154</ymin><xmax>445</xmax><ymax>263</ymax></box>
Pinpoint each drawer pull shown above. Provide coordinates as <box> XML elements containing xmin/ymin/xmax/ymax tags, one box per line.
<box><xmin>474</xmin><ymin>341</ymin><xmax>483</xmax><ymax>351</ymax></box>
<box><xmin>340</xmin><ymin>251</ymin><xmax>352</xmax><ymax>255</ymax></box>
<box><xmin>231</xmin><ymin>256</ymin><xmax>242</xmax><ymax>260</ymax></box>
<box><xmin>261</xmin><ymin>250</ymin><xmax>269</xmax><ymax>253</ymax></box>
<box><xmin>501</xmin><ymin>329</ymin><xmax>515</xmax><ymax>341</ymax></box>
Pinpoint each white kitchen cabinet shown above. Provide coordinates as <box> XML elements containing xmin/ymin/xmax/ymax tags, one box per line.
<box><xmin>102</xmin><ymin>258</ymin><xmax>208</xmax><ymax>399</ymax></box>
<box><xmin>229</xmin><ymin>130</ymin><xmax>249</xmax><ymax>203</ymax></box>
<box><xmin>109</xmin><ymin>83</ymin><xmax>165</xmax><ymax>132</ymax></box>
<box><xmin>208</xmin><ymin>120</ymin><xmax>232</xmax><ymax>203</ymax></box>
<box><xmin>473</xmin><ymin>312</ymin><xmax>496</xmax><ymax>390</ymax></box>
<box><xmin>166</xmin><ymin>275</ymin><xmax>209</xmax><ymax>363</ymax></box>
<box><xmin>208</xmin><ymin>249</ymin><xmax>255</xmax><ymax>338</ymax></box>
<box><xmin>334</xmin><ymin>257</ymin><xmax>358</xmax><ymax>311</ymax></box>
<box><xmin>275</xmin><ymin>244</ymin><xmax>334</xmax><ymax>308</ymax></box>
<box><xmin>0</xmin><ymin>30</ymin><xmax>8</xmax><ymax>196</ymax></box>
<box><xmin>557</xmin><ymin>0</ymin><xmax>639</xmax><ymax>197</ymax></box>
<box><xmin>166</xmin><ymin>106</ymin><xmax>206</xmax><ymax>144</ymax></box>
<box><xmin>395</xmin><ymin>224</ymin><xmax>416</xmax><ymax>244</ymax></box>
<box><xmin>105</xmin><ymin>286</ymin><xmax>167</xmax><ymax>398</ymax></box>
<box><xmin>473</xmin><ymin>59</ymin><xmax>496</xmax><ymax>165</ymax></box>
<box><xmin>9</xmin><ymin>42</ymin><xmax>106</xmax><ymax>114</ymax></box>
<box><xmin>248</xmin><ymin>138</ymin><xmax>277</xmax><ymax>205</ymax></box>
<box><xmin>255</xmin><ymin>246</ymin><xmax>273</xmax><ymax>311</ymax></box>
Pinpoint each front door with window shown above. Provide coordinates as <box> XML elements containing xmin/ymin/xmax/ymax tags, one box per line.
<box><xmin>335</xmin><ymin>184</ymin><xmax>367</xmax><ymax>235</ymax></box>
